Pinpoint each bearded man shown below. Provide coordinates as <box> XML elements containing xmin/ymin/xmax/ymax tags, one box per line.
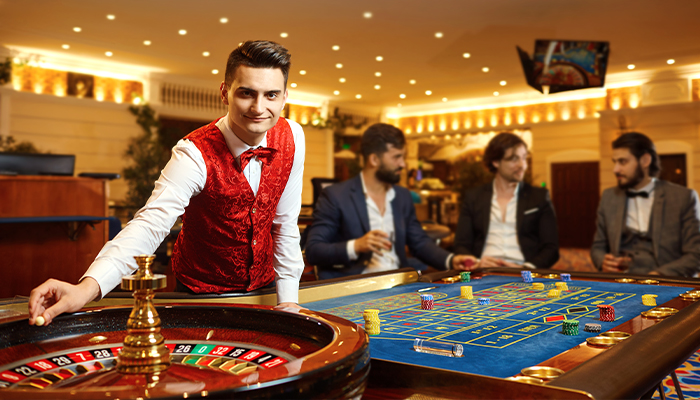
<box><xmin>591</xmin><ymin>132</ymin><xmax>700</xmax><ymax>276</ymax></box>
<box><xmin>305</xmin><ymin>123</ymin><xmax>474</xmax><ymax>279</ymax></box>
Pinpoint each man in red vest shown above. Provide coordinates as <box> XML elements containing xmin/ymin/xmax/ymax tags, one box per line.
<box><xmin>29</xmin><ymin>40</ymin><xmax>305</xmax><ymax>325</ymax></box>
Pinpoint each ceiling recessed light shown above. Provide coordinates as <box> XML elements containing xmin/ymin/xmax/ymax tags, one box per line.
<box><xmin>667</xmin><ymin>59</ymin><xmax>675</xmax><ymax>65</ymax></box>
<box><xmin>220</xmin><ymin>17</ymin><xmax>228</xmax><ymax>24</ymax></box>
<box><xmin>299</xmin><ymin>70</ymin><xmax>307</xmax><ymax>75</ymax></box>
<box><xmin>375</xmin><ymin>56</ymin><xmax>383</xmax><ymax>62</ymax></box>
<box><xmin>399</xmin><ymin>94</ymin><xmax>406</xmax><ymax>99</ymax></box>
<box><xmin>500</xmin><ymin>80</ymin><xmax>507</xmax><ymax>86</ymax></box>
<box><xmin>73</xmin><ymin>27</ymin><xmax>81</xmax><ymax>32</ymax></box>
<box><xmin>397</xmin><ymin>103</ymin><xmax>402</xmax><ymax>107</ymax></box>
<box><xmin>332</xmin><ymin>45</ymin><xmax>340</xmax><ymax>51</ymax></box>
<box><xmin>627</xmin><ymin>64</ymin><xmax>636</xmax><ymax>70</ymax></box>
<box><xmin>105</xmin><ymin>51</ymin><xmax>113</xmax><ymax>57</ymax></box>
<box><xmin>374</xmin><ymin>85</ymin><xmax>381</xmax><ymax>90</ymax></box>
<box><xmin>280</xmin><ymin>32</ymin><xmax>288</xmax><ymax>38</ymax></box>
<box><xmin>339</xmin><ymin>77</ymin><xmax>346</xmax><ymax>83</ymax></box>
<box><xmin>442</xmin><ymin>97</ymin><xmax>448</xmax><ymax>102</ymax></box>
<box><xmin>363</xmin><ymin>11</ymin><xmax>372</xmax><ymax>18</ymax></box>
<box><xmin>409</xmin><ymin>79</ymin><xmax>416</xmax><ymax>85</ymax></box>
<box><xmin>333</xmin><ymin>90</ymin><xmax>340</xmax><ymax>95</ymax></box>
<box><xmin>143</xmin><ymin>40</ymin><xmax>151</xmax><ymax>46</ymax></box>
<box><xmin>212</xmin><ymin>69</ymin><xmax>219</xmax><ymax>74</ymax></box>
<box><xmin>435</xmin><ymin>32</ymin><xmax>443</xmax><ymax>38</ymax></box>
<box><xmin>61</xmin><ymin>44</ymin><xmax>70</xmax><ymax>49</ymax></box>
<box><xmin>463</xmin><ymin>52</ymin><xmax>471</xmax><ymax>58</ymax></box>
<box><xmin>106</xmin><ymin>14</ymin><xmax>115</xmax><ymax>20</ymax></box>
<box><xmin>202</xmin><ymin>51</ymin><xmax>210</xmax><ymax>57</ymax></box>
<box><xmin>336</xmin><ymin>63</ymin><xmax>343</xmax><ymax>69</ymax></box>
<box><xmin>178</xmin><ymin>29</ymin><xmax>187</xmax><ymax>35</ymax></box>
<box><xmin>290</xmin><ymin>83</ymin><xmax>297</xmax><ymax>88</ymax></box>
<box><xmin>355</xmin><ymin>94</ymin><xmax>362</xmax><ymax>99</ymax></box>
<box><xmin>375</xmin><ymin>72</ymin><xmax>381</xmax><ymax>77</ymax></box>
<box><xmin>482</xmin><ymin>67</ymin><xmax>490</xmax><ymax>72</ymax></box>
<box><xmin>425</xmin><ymin>90</ymin><xmax>432</xmax><ymax>95</ymax></box>
<box><xmin>493</xmin><ymin>91</ymin><xmax>500</xmax><ymax>96</ymax></box>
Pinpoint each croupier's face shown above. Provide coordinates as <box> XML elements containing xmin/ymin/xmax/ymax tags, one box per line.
<box><xmin>493</xmin><ymin>144</ymin><xmax>528</xmax><ymax>183</ymax></box>
<box><xmin>612</xmin><ymin>148</ymin><xmax>648</xmax><ymax>190</ymax></box>
<box><xmin>220</xmin><ymin>65</ymin><xmax>287</xmax><ymax>146</ymax></box>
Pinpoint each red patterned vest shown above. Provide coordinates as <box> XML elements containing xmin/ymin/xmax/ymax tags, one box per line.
<box><xmin>171</xmin><ymin>117</ymin><xmax>295</xmax><ymax>293</ymax></box>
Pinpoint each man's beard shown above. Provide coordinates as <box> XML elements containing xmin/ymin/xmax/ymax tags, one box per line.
<box><xmin>376</xmin><ymin>164</ymin><xmax>401</xmax><ymax>184</ymax></box>
<box><xmin>617</xmin><ymin>164</ymin><xmax>645</xmax><ymax>190</ymax></box>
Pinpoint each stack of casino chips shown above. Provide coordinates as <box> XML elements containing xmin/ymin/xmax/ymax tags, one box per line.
<box><xmin>363</xmin><ymin>309</ymin><xmax>381</xmax><ymax>335</ymax></box>
<box><xmin>521</xmin><ymin>270</ymin><xmax>533</xmax><ymax>283</ymax></box>
<box><xmin>547</xmin><ymin>289</ymin><xmax>561</xmax><ymax>298</ymax></box>
<box><xmin>584</xmin><ymin>323</ymin><xmax>602</xmax><ymax>333</ymax></box>
<box><xmin>461</xmin><ymin>286</ymin><xmax>473</xmax><ymax>299</ymax></box>
<box><xmin>421</xmin><ymin>294</ymin><xmax>434</xmax><ymax>310</ymax></box>
<box><xmin>460</xmin><ymin>272</ymin><xmax>471</xmax><ymax>282</ymax></box>
<box><xmin>555</xmin><ymin>282</ymin><xmax>568</xmax><ymax>291</ymax></box>
<box><xmin>478</xmin><ymin>297</ymin><xmax>490</xmax><ymax>305</ymax></box>
<box><xmin>532</xmin><ymin>282</ymin><xmax>545</xmax><ymax>290</ymax></box>
<box><xmin>642</xmin><ymin>294</ymin><xmax>658</xmax><ymax>306</ymax></box>
<box><xmin>597</xmin><ymin>304</ymin><xmax>615</xmax><ymax>322</ymax></box>
<box><xmin>561</xmin><ymin>273</ymin><xmax>571</xmax><ymax>282</ymax></box>
<box><xmin>562</xmin><ymin>320</ymin><xmax>579</xmax><ymax>335</ymax></box>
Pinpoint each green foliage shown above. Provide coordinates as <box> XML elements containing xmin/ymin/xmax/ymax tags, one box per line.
<box><xmin>122</xmin><ymin>104</ymin><xmax>170</xmax><ymax>216</ymax></box>
<box><xmin>0</xmin><ymin>135</ymin><xmax>41</xmax><ymax>153</ymax></box>
<box><xmin>0</xmin><ymin>58</ymin><xmax>10</xmax><ymax>86</ymax></box>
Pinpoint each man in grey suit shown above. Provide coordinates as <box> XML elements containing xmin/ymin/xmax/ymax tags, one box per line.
<box><xmin>305</xmin><ymin>123</ymin><xmax>475</xmax><ymax>279</ymax></box>
<box><xmin>591</xmin><ymin>132</ymin><xmax>700</xmax><ymax>276</ymax></box>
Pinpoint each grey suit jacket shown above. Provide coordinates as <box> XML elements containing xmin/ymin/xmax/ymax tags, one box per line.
<box><xmin>590</xmin><ymin>180</ymin><xmax>700</xmax><ymax>276</ymax></box>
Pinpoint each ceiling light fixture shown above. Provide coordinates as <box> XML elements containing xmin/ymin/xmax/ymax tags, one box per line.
<box><xmin>105</xmin><ymin>51</ymin><xmax>113</xmax><ymax>57</ymax></box>
<box><xmin>332</xmin><ymin>45</ymin><xmax>340</xmax><ymax>51</ymax></box>
<box><xmin>493</xmin><ymin>91</ymin><xmax>500</xmax><ymax>96</ymax></box>
<box><xmin>500</xmin><ymin>80</ymin><xmax>507</xmax><ymax>86</ymax></box>
<box><xmin>667</xmin><ymin>59</ymin><xmax>675</xmax><ymax>65</ymax></box>
<box><xmin>280</xmin><ymin>32</ymin><xmax>288</xmax><ymax>38</ymax></box>
<box><xmin>355</xmin><ymin>94</ymin><xmax>362</xmax><ymax>99</ymax></box>
<box><xmin>627</xmin><ymin>64</ymin><xmax>636</xmax><ymax>70</ymax></box>
<box><xmin>425</xmin><ymin>90</ymin><xmax>432</xmax><ymax>95</ymax></box>
<box><xmin>299</xmin><ymin>70</ymin><xmax>307</xmax><ymax>75</ymax></box>
<box><xmin>435</xmin><ymin>32</ymin><xmax>443</xmax><ymax>38</ymax></box>
<box><xmin>463</xmin><ymin>52</ymin><xmax>471</xmax><ymax>58</ymax></box>
<box><xmin>220</xmin><ymin>17</ymin><xmax>228</xmax><ymax>24</ymax></box>
<box><xmin>336</xmin><ymin>63</ymin><xmax>343</xmax><ymax>69</ymax></box>
<box><xmin>374</xmin><ymin>85</ymin><xmax>381</xmax><ymax>90</ymax></box>
<box><xmin>178</xmin><ymin>29</ymin><xmax>187</xmax><ymax>35</ymax></box>
<box><xmin>409</xmin><ymin>79</ymin><xmax>416</xmax><ymax>85</ymax></box>
<box><xmin>62</xmin><ymin>44</ymin><xmax>70</xmax><ymax>49</ymax></box>
<box><xmin>73</xmin><ymin>27</ymin><xmax>81</xmax><ymax>32</ymax></box>
<box><xmin>363</xmin><ymin>11</ymin><xmax>372</xmax><ymax>18</ymax></box>
<box><xmin>375</xmin><ymin>72</ymin><xmax>381</xmax><ymax>77</ymax></box>
<box><xmin>375</xmin><ymin>56</ymin><xmax>383</xmax><ymax>62</ymax></box>
<box><xmin>399</xmin><ymin>94</ymin><xmax>406</xmax><ymax>99</ymax></box>
<box><xmin>442</xmin><ymin>97</ymin><xmax>448</xmax><ymax>102</ymax></box>
<box><xmin>212</xmin><ymin>69</ymin><xmax>219</xmax><ymax>74</ymax></box>
<box><xmin>339</xmin><ymin>77</ymin><xmax>346</xmax><ymax>83</ymax></box>
<box><xmin>143</xmin><ymin>40</ymin><xmax>151</xmax><ymax>45</ymax></box>
<box><xmin>202</xmin><ymin>51</ymin><xmax>210</xmax><ymax>57</ymax></box>
<box><xmin>333</xmin><ymin>90</ymin><xmax>340</xmax><ymax>95</ymax></box>
<box><xmin>106</xmin><ymin>15</ymin><xmax>115</xmax><ymax>20</ymax></box>
<box><xmin>290</xmin><ymin>83</ymin><xmax>297</xmax><ymax>88</ymax></box>
<box><xmin>482</xmin><ymin>67</ymin><xmax>490</xmax><ymax>72</ymax></box>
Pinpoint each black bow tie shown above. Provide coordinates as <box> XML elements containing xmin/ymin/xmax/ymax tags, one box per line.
<box><xmin>626</xmin><ymin>191</ymin><xmax>649</xmax><ymax>198</ymax></box>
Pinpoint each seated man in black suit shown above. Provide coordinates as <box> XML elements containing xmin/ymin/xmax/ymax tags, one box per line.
<box><xmin>305</xmin><ymin>123</ymin><xmax>474</xmax><ymax>279</ymax></box>
<box><xmin>454</xmin><ymin>133</ymin><xmax>559</xmax><ymax>269</ymax></box>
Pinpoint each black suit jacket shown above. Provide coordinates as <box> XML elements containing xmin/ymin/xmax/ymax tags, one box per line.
<box><xmin>453</xmin><ymin>182</ymin><xmax>559</xmax><ymax>268</ymax></box>
<box><xmin>305</xmin><ymin>175</ymin><xmax>451</xmax><ymax>278</ymax></box>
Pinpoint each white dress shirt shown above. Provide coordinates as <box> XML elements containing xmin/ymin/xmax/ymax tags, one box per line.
<box><xmin>346</xmin><ymin>173</ymin><xmax>400</xmax><ymax>273</ymax></box>
<box><xmin>625</xmin><ymin>178</ymin><xmax>656</xmax><ymax>234</ymax></box>
<box><xmin>83</xmin><ymin>115</ymin><xmax>305</xmax><ymax>303</ymax></box>
<box><xmin>482</xmin><ymin>182</ymin><xmax>527</xmax><ymax>265</ymax></box>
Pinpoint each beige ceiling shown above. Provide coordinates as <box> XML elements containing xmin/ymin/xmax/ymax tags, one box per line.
<box><xmin>1</xmin><ymin>0</ymin><xmax>700</xmax><ymax>109</ymax></box>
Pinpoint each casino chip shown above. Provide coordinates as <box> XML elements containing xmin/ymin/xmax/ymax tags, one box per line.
<box><xmin>563</xmin><ymin>320</ymin><xmax>579</xmax><ymax>335</ymax></box>
<box><xmin>547</xmin><ymin>289</ymin><xmax>561</xmax><ymax>298</ymax></box>
<box><xmin>478</xmin><ymin>298</ymin><xmax>490</xmax><ymax>305</ymax></box>
<box><xmin>421</xmin><ymin>294</ymin><xmax>434</xmax><ymax>310</ymax></box>
<box><xmin>597</xmin><ymin>304</ymin><xmax>615</xmax><ymax>322</ymax></box>
<box><xmin>642</xmin><ymin>294</ymin><xmax>658</xmax><ymax>306</ymax></box>
<box><xmin>521</xmin><ymin>271</ymin><xmax>533</xmax><ymax>283</ymax></box>
<box><xmin>461</xmin><ymin>286</ymin><xmax>473</xmax><ymax>299</ymax></box>
<box><xmin>561</xmin><ymin>273</ymin><xmax>571</xmax><ymax>282</ymax></box>
<box><xmin>532</xmin><ymin>282</ymin><xmax>545</xmax><ymax>290</ymax></box>
<box><xmin>460</xmin><ymin>272</ymin><xmax>471</xmax><ymax>282</ymax></box>
<box><xmin>584</xmin><ymin>323</ymin><xmax>602</xmax><ymax>333</ymax></box>
<box><xmin>363</xmin><ymin>309</ymin><xmax>381</xmax><ymax>335</ymax></box>
<box><xmin>555</xmin><ymin>282</ymin><xmax>568</xmax><ymax>291</ymax></box>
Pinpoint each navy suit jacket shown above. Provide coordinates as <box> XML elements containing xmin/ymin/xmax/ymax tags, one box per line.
<box><xmin>305</xmin><ymin>175</ymin><xmax>451</xmax><ymax>278</ymax></box>
<box><xmin>453</xmin><ymin>182</ymin><xmax>559</xmax><ymax>268</ymax></box>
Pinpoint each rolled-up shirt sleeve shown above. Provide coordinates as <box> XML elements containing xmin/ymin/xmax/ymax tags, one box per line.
<box><xmin>82</xmin><ymin>140</ymin><xmax>206</xmax><ymax>298</ymax></box>
<box><xmin>272</xmin><ymin>120</ymin><xmax>306</xmax><ymax>304</ymax></box>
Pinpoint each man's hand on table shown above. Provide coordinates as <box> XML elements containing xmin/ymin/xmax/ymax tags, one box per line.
<box><xmin>28</xmin><ymin>277</ymin><xmax>100</xmax><ymax>326</ymax></box>
<box><xmin>452</xmin><ymin>255</ymin><xmax>479</xmax><ymax>271</ymax></box>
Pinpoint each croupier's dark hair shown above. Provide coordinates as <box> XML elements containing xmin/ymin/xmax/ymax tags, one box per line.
<box><xmin>612</xmin><ymin>132</ymin><xmax>661</xmax><ymax>177</ymax></box>
<box><xmin>224</xmin><ymin>40</ymin><xmax>291</xmax><ymax>87</ymax></box>
<box><xmin>483</xmin><ymin>132</ymin><xmax>527</xmax><ymax>173</ymax></box>
<box><xmin>360</xmin><ymin>123</ymin><xmax>406</xmax><ymax>162</ymax></box>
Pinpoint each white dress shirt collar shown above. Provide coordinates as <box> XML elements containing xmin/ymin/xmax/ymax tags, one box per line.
<box><xmin>216</xmin><ymin>114</ymin><xmax>268</xmax><ymax>158</ymax></box>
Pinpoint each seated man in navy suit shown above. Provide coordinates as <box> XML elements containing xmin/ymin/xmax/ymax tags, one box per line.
<box><xmin>454</xmin><ymin>132</ymin><xmax>559</xmax><ymax>269</ymax></box>
<box><xmin>305</xmin><ymin>123</ymin><xmax>475</xmax><ymax>279</ymax></box>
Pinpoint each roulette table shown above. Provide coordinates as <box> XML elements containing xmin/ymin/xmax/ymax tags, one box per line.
<box><xmin>2</xmin><ymin>267</ymin><xmax>700</xmax><ymax>399</ymax></box>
